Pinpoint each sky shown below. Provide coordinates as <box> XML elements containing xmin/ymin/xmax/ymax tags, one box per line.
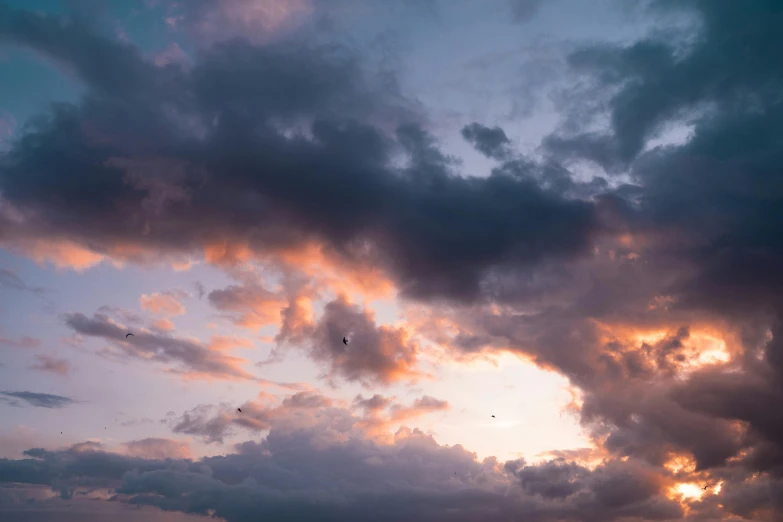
<box><xmin>0</xmin><ymin>0</ymin><xmax>782</xmax><ymax>520</ymax></box>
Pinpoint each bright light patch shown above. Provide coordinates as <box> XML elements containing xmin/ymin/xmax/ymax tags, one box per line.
<box><xmin>690</xmin><ymin>334</ymin><xmax>729</xmax><ymax>365</ymax></box>
<box><xmin>664</xmin><ymin>454</ymin><xmax>696</xmax><ymax>474</ymax></box>
<box><xmin>634</xmin><ymin>330</ymin><xmax>668</xmax><ymax>346</ymax></box>
<box><xmin>672</xmin><ymin>482</ymin><xmax>706</xmax><ymax>501</ymax></box>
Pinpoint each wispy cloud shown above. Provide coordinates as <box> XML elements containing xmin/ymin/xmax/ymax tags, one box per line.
<box><xmin>0</xmin><ymin>391</ymin><xmax>77</xmax><ymax>409</ymax></box>
<box><xmin>28</xmin><ymin>355</ymin><xmax>71</xmax><ymax>376</ymax></box>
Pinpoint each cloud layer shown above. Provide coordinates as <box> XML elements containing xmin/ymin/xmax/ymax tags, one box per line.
<box><xmin>2</xmin><ymin>0</ymin><xmax>783</xmax><ymax>520</ymax></box>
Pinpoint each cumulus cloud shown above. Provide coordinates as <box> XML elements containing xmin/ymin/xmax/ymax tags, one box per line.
<box><xmin>3</xmin><ymin>1</ymin><xmax>783</xmax><ymax>520</ymax></box>
<box><xmin>276</xmin><ymin>295</ymin><xmax>421</xmax><ymax>385</ymax></box>
<box><xmin>0</xmin><ymin>422</ymin><xmax>691</xmax><ymax>522</ymax></box>
<box><xmin>0</xmin><ymin>3</ymin><xmax>596</xmax><ymax>303</ymax></box>
<box><xmin>167</xmin><ymin>390</ymin><xmax>449</xmax><ymax>447</ymax></box>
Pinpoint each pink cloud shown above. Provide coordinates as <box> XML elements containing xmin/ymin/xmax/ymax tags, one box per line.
<box><xmin>28</xmin><ymin>355</ymin><xmax>71</xmax><ymax>376</ymax></box>
<box><xmin>140</xmin><ymin>293</ymin><xmax>186</xmax><ymax>317</ymax></box>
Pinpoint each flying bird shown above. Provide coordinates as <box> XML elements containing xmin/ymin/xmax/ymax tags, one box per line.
<box><xmin>237</xmin><ymin>408</ymin><xmax>242</xmax><ymax>413</ymax></box>
<box><xmin>125</xmin><ymin>333</ymin><xmax>133</xmax><ymax>338</ymax></box>
<box><xmin>491</xmin><ymin>415</ymin><xmax>495</xmax><ymax>418</ymax></box>
<box><xmin>343</xmin><ymin>337</ymin><xmax>348</xmax><ymax>345</ymax></box>
<box><xmin>702</xmin><ymin>485</ymin><xmax>709</xmax><ymax>490</ymax></box>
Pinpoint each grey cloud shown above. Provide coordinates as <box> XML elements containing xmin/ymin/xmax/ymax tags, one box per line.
<box><xmin>0</xmin><ymin>5</ymin><xmax>599</xmax><ymax>305</ymax></box>
<box><xmin>192</xmin><ymin>281</ymin><xmax>205</xmax><ymax>300</ymax></box>
<box><xmin>0</xmin><ymin>405</ymin><xmax>688</xmax><ymax>522</ymax></box>
<box><xmin>460</xmin><ymin>122</ymin><xmax>512</xmax><ymax>160</ymax></box>
<box><xmin>62</xmin><ymin>311</ymin><xmax>256</xmax><ymax>381</ymax></box>
<box><xmin>508</xmin><ymin>0</ymin><xmax>546</xmax><ymax>23</ymax></box>
<box><xmin>95</xmin><ymin>305</ymin><xmax>144</xmax><ymax>325</ymax></box>
<box><xmin>353</xmin><ymin>393</ymin><xmax>393</xmax><ymax>413</ymax></box>
<box><xmin>276</xmin><ymin>296</ymin><xmax>420</xmax><ymax>386</ymax></box>
<box><xmin>0</xmin><ymin>391</ymin><xmax>76</xmax><ymax>409</ymax></box>
<box><xmin>0</xmin><ymin>268</ymin><xmax>47</xmax><ymax>294</ymax></box>
<box><xmin>169</xmin><ymin>391</ymin><xmax>337</xmax><ymax>444</ymax></box>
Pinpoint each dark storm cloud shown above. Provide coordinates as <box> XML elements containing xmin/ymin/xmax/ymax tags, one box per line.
<box><xmin>460</xmin><ymin>122</ymin><xmax>512</xmax><ymax>160</ymax></box>
<box><xmin>444</xmin><ymin>1</ymin><xmax>783</xmax><ymax>514</ymax></box>
<box><xmin>0</xmin><ymin>5</ymin><xmax>598</xmax><ymax>304</ymax></box>
<box><xmin>0</xmin><ymin>391</ymin><xmax>76</xmax><ymax>409</ymax></box>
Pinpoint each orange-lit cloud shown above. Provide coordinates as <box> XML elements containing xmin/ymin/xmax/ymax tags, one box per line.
<box><xmin>150</xmin><ymin>317</ymin><xmax>175</xmax><ymax>332</ymax></box>
<box><xmin>207</xmin><ymin>283</ymin><xmax>287</xmax><ymax>329</ymax></box>
<box><xmin>123</xmin><ymin>437</ymin><xmax>192</xmax><ymax>460</ymax></box>
<box><xmin>277</xmin><ymin>294</ymin><xmax>423</xmax><ymax>386</ymax></box>
<box><xmin>9</xmin><ymin>238</ymin><xmax>105</xmax><ymax>271</ymax></box>
<box><xmin>140</xmin><ymin>292</ymin><xmax>186</xmax><ymax>317</ymax></box>
<box><xmin>352</xmin><ymin>394</ymin><xmax>450</xmax><ymax>438</ymax></box>
<box><xmin>208</xmin><ymin>335</ymin><xmax>254</xmax><ymax>351</ymax></box>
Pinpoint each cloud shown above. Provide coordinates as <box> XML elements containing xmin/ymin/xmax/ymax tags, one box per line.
<box><xmin>95</xmin><ymin>305</ymin><xmax>144</xmax><ymax>325</ymax></box>
<box><xmin>165</xmin><ymin>0</ymin><xmax>314</xmax><ymax>46</ymax></box>
<box><xmin>62</xmin><ymin>311</ymin><xmax>257</xmax><ymax>381</ymax></box>
<box><xmin>207</xmin><ymin>335</ymin><xmax>253</xmax><ymax>351</ymax></box>
<box><xmin>28</xmin><ymin>355</ymin><xmax>71</xmax><ymax>376</ymax></box>
<box><xmin>0</xmin><ymin>4</ymin><xmax>598</xmax><ymax>304</ymax></box>
<box><xmin>351</xmin><ymin>393</ymin><xmax>450</xmax><ymax>436</ymax></box>
<box><xmin>150</xmin><ymin>317</ymin><xmax>175</xmax><ymax>332</ymax></box>
<box><xmin>0</xmin><ymin>391</ymin><xmax>76</xmax><ymax>409</ymax></box>
<box><xmin>4</xmin><ymin>1</ymin><xmax>783</xmax><ymax>519</ymax></box>
<box><xmin>276</xmin><ymin>295</ymin><xmax>421</xmax><ymax>386</ymax></box>
<box><xmin>388</xmin><ymin>395</ymin><xmax>449</xmax><ymax>422</ymax></box>
<box><xmin>207</xmin><ymin>284</ymin><xmax>286</xmax><ymax>329</ymax></box>
<box><xmin>0</xmin><ymin>420</ymin><xmax>689</xmax><ymax>522</ymax></box>
<box><xmin>0</xmin><ymin>268</ymin><xmax>47</xmax><ymax>294</ymax></box>
<box><xmin>140</xmin><ymin>292</ymin><xmax>186</xmax><ymax>317</ymax></box>
<box><xmin>460</xmin><ymin>122</ymin><xmax>512</xmax><ymax>160</ymax></box>
<box><xmin>0</xmin><ymin>335</ymin><xmax>41</xmax><ymax>349</ymax></box>
<box><xmin>508</xmin><ymin>0</ymin><xmax>546</xmax><ymax>23</ymax></box>
<box><xmin>122</xmin><ymin>438</ymin><xmax>191</xmax><ymax>460</ymax></box>
<box><xmin>192</xmin><ymin>281</ymin><xmax>205</xmax><ymax>299</ymax></box>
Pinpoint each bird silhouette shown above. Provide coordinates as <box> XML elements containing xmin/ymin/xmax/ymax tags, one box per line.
<box><xmin>491</xmin><ymin>415</ymin><xmax>495</xmax><ymax>418</ymax></box>
<box><xmin>702</xmin><ymin>485</ymin><xmax>708</xmax><ymax>490</ymax></box>
<box><xmin>237</xmin><ymin>408</ymin><xmax>242</xmax><ymax>413</ymax></box>
<box><xmin>343</xmin><ymin>337</ymin><xmax>348</xmax><ymax>345</ymax></box>
<box><xmin>125</xmin><ymin>333</ymin><xmax>133</xmax><ymax>338</ymax></box>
